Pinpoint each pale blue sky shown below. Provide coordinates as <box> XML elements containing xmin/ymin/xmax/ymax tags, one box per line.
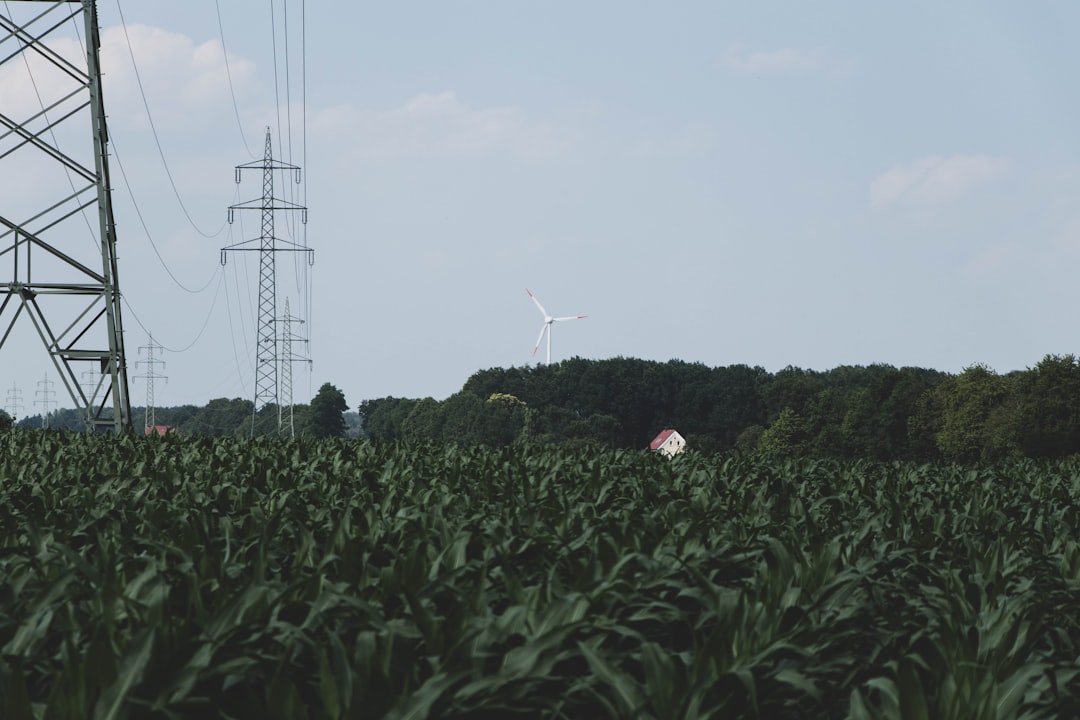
<box><xmin>4</xmin><ymin>1</ymin><xmax>1080</xmax><ymax>413</ymax></box>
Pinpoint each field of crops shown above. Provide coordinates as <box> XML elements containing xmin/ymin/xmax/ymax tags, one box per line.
<box><xmin>3</xmin><ymin>432</ymin><xmax>1080</xmax><ymax>718</ymax></box>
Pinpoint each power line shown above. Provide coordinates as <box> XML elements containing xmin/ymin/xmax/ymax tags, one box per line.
<box><xmin>110</xmin><ymin>138</ymin><xmax>220</xmax><ymax>294</ymax></box>
<box><xmin>226</xmin><ymin>208</ymin><xmax>260</xmax><ymax>361</ymax></box>
<box><xmin>282</xmin><ymin>0</ymin><xmax>294</xmax><ymax>171</ymax></box>
<box><xmin>269</xmin><ymin>0</ymin><xmax>284</xmax><ymax>180</ymax></box>
<box><xmin>114</xmin><ymin>0</ymin><xmax>228</xmax><ymax>240</ymax></box>
<box><xmin>120</xmin><ymin>266</ymin><xmax>224</xmax><ymax>354</ymax></box>
<box><xmin>215</xmin><ymin>0</ymin><xmax>257</xmax><ymax>159</ymax></box>
<box><xmin>271</xmin><ymin>0</ymin><xmax>307</xmax><ymax>256</ymax></box>
<box><xmin>223</xmin><ymin>267</ymin><xmax>255</xmax><ymax>386</ymax></box>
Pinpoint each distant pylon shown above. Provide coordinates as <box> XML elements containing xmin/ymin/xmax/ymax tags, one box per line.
<box><xmin>278</xmin><ymin>297</ymin><xmax>310</xmax><ymax>438</ymax></box>
<box><xmin>81</xmin><ymin>369</ymin><xmax>101</xmax><ymax>401</ymax></box>
<box><xmin>134</xmin><ymin>335</ymin><xmax>167</xmax><ymax>432</ymax></box>
<box><xmin>0</xmin><ymin>1</ymin><xmax>132</xmax><ymax>433</ymax></box>
<box><xmin>221</xmin><ymin>128</ymin><xmax>312</xmax><ymax>437</ymax></box>
<box><xmin>5</xmin><ymin>383</ymin><xmax>23</xmax><ymax>421</ymax></box>
<box><xmin>35</xmin><ymin>375</ymin><xmax>55</xmax><ymax>429</ymax></box>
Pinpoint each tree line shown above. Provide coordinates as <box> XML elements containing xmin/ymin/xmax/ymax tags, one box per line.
<box><xmin>0</xmin><ymin>383</ymin><xmax>354</xmax><ymax>439</ymax></box>
<box><xmin>8</xmin><ymin>356</ymin><xmax>1080</xmax><ymax>462</ymax></box>
<box><xmin>358</xmin><ymin>355</ymin><xmax>1080</xmax><ymax>462</ymax></box>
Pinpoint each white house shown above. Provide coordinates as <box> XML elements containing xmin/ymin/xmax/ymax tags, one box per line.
<box><xmin>649</xmin><ymin>428</ymin><xmax>686</xmax><ymax>457</ymax></box>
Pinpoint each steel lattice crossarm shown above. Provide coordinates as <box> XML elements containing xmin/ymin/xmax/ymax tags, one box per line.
<box><xmin>221</xmin><ymin>128</ymin><xmax>312</xmax><ymax>437</ymax></box>
<box><xmin>0</xmin><ymin>0</ymin><xmax>132</xmax><ymax>433</ymax></box>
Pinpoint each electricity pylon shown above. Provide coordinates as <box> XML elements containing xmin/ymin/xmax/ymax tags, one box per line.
<box><xmin>35</xmin><ymin>374</ymin><xmax>55</xmax><ymax>429</ymax></box>
<box><xmin>134</xmin><ymin>335</ymin><xmax>166</xmax><ymax>433</ymax></box>
<box><xmin>278</xmin><ymin>297</ymin><xmax>310</xmax><ymax>439</ymax></box>
<box><xmin>0</xmin><ymin>0</ymin><xmax>132</xmax><ymax>433</ymax></box>
<box><xmin>5</xmin><ymin>383</ymin><xmax>23</xmax><ymax>421</ymax></box>
<box><xmin>221</xmin><ymin>128</ymin><xmax>312</xmax><ymax>437</ymax></box>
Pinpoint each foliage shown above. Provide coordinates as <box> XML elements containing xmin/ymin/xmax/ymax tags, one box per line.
<box><xmin>482</xmin><ymin>393</ymin><xmax>529</xmax><ymax>445</ymax></box>
<box><xmin>357</xmin><ymin>397</ymin><xmax>418</xmax><ymax>441</ymax></box>
<box><xmin>306</xmin><ymin>383</ymin><xmax>348</xmax><ymax>438</ymax></box>
<box><xmin>20</xmin><ymin>352</ymin><xmax>1080</xmax><ymax>461</ymax></box>
<box><xmin>1013</xmin><ymin>354</ymin><xmax>1080</xmax><ymax>458</ymax></box>
<box><xmin>933</xmin><ymin>365</ymin><xmax>1016</xmax><ymax>462</ymax></box>
<box><xmin>364</xmin><ymin>358</ymin><xmax>957</xmax><ymax>459</ymax></box>
<box><xmin>3</xmin><ymin>435</ymin><xmax>1080</xmax><ymax>716</ymax></box>
<box><xmin>178</xmin><ymin>397</ymin><xmax>255</xmax><ymax>436</ymax></box>
<box><xmin>16</xmin><ymin>408</ymin><xmax>85</xmax><ymax>431</ymax></box>
<box><xmin>757</xmin><ymin>407</ymin><xmax>808</xmax><ymax>458</ymax></box>
<box><xmin>460</xmin><ymin>358</ymin><xmax>771</xmax><ymax>450</ymax></box>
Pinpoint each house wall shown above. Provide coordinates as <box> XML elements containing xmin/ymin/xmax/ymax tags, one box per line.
<box><xmin>659</xmin><ymin>432</ymin><xmax>686</xmax><ymax>456</ymax></box>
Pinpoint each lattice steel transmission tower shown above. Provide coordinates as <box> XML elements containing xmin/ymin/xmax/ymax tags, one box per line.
<box><xmin>221</xmin><ymin>128</ymin><xmax>312</xmax><ymax>437</ymax></box>
<box><xmin>5</xmin><ymin>383</ymin><xmax>24</xmax><ymax>421</ymax></box>
<box><xmin>134</xmin><ymin>335</ymin><xmax>166</xmax><ymax>432</ymax></box>
<box><xmin>278</xmin><ymin>297</ymin><xmax>310</xmax><ymax>439</ymax></box>
<box><xmin>0</xmin><ymin>0</ymin><xmax>131</xmax><ymax>433</ymax></box>
<box><xmin>35</xmin><ymin>374</ymin><xmax>55</xmax><ymax>429</ymax></box>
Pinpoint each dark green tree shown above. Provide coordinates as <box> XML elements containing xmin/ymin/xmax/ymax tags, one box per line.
<box><xmin>358</xmin><ymin>397</ymin><xmax>419</xmax><ymax>441</ymax></box>
<box><xmin>763</xmin><ymin>366</ymin><xmax>826</xmax><ymax>421</ymax></box>
<box><xmin>401</xmin><ymin>397</ymin><xmax>445</xmax><ymax>442</ymax></box>
<box><xmin>306</xmin><ymin>383</ymin><xmax>347</xmax><ymax>438</ymax></box>
<box><xmin>757</xmin><ymin>407</ymin><xmax>809</xmax><ymax>458</ymax></box>
<box><xmin>481</xmin><ymin>393</ymin><xmax>529</xmax><ymax>446</ymax></box>
<box><xmin>828</xmin><ymin>364</ymin><xmax>939</xmax><ymax>460</ymax></box>
<box><xmin>250</xmin><ymin>403</ymin><xmax>280</xmax><ymax>438</ymax></box>
<box><xmin>438</xmin><ymin>393</ymin><xmax>487</xmax><ymax>445</ymax></box>
<box><xmin>934</xmin><ymin>364</ymin><xmax>1015</xmax><ymax>462</ymax></box>
<box><xmin>1013</xmin><ymin>354</ymin><xmax>1080</xmax><ymax>458</ymax></box>
<box><xmin>183</xmin><ymin>398</ymin><xmax>254</xmax><ymax>436</ymax></box>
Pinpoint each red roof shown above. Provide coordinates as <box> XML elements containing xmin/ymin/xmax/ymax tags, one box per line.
<box><xmin>649</xmin><ymin>428</ymin><xmax>677</xmax><ymax>450</ymax></box>
<box><xmin>145</xmin><ymin>425</ymin><xmax>174</xmax><ymax>437</ymax></box>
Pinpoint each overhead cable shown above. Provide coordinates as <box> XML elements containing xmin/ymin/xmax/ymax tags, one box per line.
<box><xmin>215</xmin><ymin>0</ymin><xmax>257</xmax><ymax>159</ymax></box>
<box><xmin>121</xmin><ymin>267</ymin><xmax>225</xmax><ymax>354</ymax></box>
<box><xmin>111</xmin><ymin>138</ymin><xmax>219</xmax><ymax>294</ymax></box>
<box><xmin>115</xmin><ymin>0</ymin><xmax>227</xmax><ymax>239</ymax></box>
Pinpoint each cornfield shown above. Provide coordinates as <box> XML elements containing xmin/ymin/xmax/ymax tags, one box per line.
<box><xmin>3</xmin><ymin>431</ymin><xmax>1080</xmax><ymax>718</ymax></box>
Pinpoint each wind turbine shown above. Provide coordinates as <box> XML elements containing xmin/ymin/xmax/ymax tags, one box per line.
<box><xmin>527</xmin><ymin>288</ymin><xmax>587</xmax><ymax>365</ymax></box>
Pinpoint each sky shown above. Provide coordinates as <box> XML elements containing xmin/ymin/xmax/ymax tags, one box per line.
<box><xmin>4</xmin><ymin>1</ymin><xmax>1080</xmax><ymax>416</ymax></box>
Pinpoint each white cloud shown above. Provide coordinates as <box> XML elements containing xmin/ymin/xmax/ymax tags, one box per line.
<box><xmin>99</xmin><ymin>24</ymin><xmax>257</xmax><ymax>130</ymax></box>
<box><xmin>870</xmin><ymin>154</ymin><xmax>1010</xmax><ymax>208</ymax></box>
<box><xmin>312</xmin><ymin>91</ymin><xmax>562</xmax><ymax>162</ymax></box>
<box><xmin>722</xmin><ymin>45</ymin><xmax>850</xmax><ymax>75</ymax></box>
<box><xmin>0</xmin><ymin>24</ymin><xmax>256</xmax><ymax>132</ymax></box>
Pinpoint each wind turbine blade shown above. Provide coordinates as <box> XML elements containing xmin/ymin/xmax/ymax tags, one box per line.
<box><xmin>553</xmin><ymin>315</ymin><xmax>587</xmax><ymax>322</ymax></box>
<box><xmin>532</xmin><ymin>324</ymin><xmax>548</xmax><ymax>356</ymax></box>
<box><xmin>526</xmin><ymin>288</ymin><xmax>548</xmax><ymax>317</ymax></box>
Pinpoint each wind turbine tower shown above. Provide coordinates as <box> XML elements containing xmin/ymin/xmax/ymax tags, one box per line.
<box><xmin>527</xmin><ymin>289</ymin><xmax>587</xmax><ymax>365</ymax></box>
